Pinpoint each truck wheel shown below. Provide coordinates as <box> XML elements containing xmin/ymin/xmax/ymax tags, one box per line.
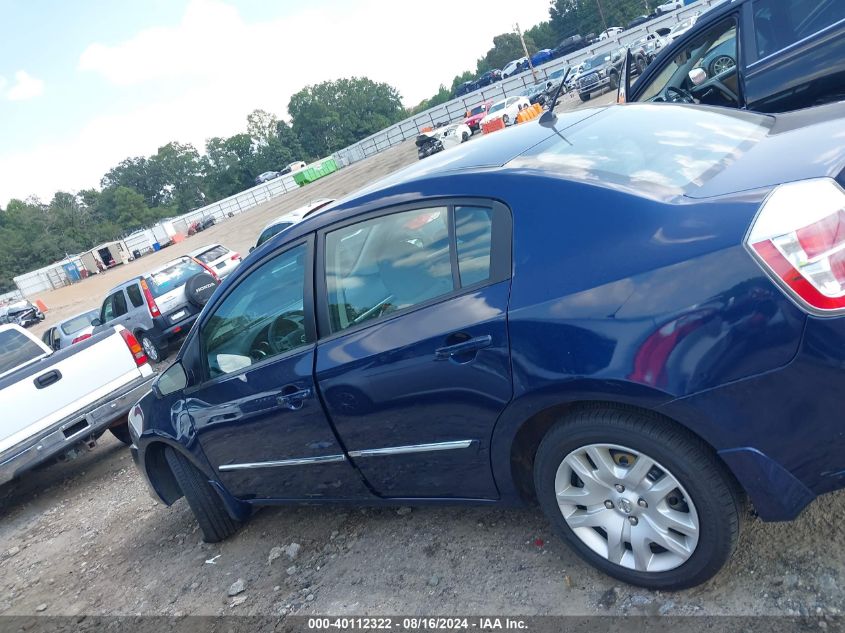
<box><xmin>164</xmin><ymin>447</ymin><xmax>240</xmax><ymax>543</ymax></box>
<box><xmin>109</xmin><ymin>421</ymin><xmax>132</xmax><ymax>445</ymax></box>
<box><xmin>579</xmin><ymin>93</ymin><xmax>591</xmax><ymax>102</ymax></box>
<box><xmin>533</xmin><ymin>407</ymin><xmax>742</xmax><ymax>590</ymax></box>
<box><xmin>609</xmin><ymin>72</ymin><xmax>619</xmax><ymax>90</ymax></box>
<box><xmin>138</xmin><ymin>332</ymin><xmax>166</xmax><ymax>363</ymax></box>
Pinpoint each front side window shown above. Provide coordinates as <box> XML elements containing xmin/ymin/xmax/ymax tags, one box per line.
<box><xmin>201</xmin><ymin>244</ymin><xmax>308</xmax><ymax>378</ymax></box>
<box><xmin>102</xmin><ymin>291</ymin><xmax>127</xmax><ymax>321</ymax></box>
<box><xmin>636</xmin><ymin>19</ymin><xmax>738</xmax><ymax>107</ymax></box>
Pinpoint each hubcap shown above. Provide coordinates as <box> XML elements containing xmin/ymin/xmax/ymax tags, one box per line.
<box><xmin>554</xmin><ymin>443</ymin><xmax>699</xmax><ymax>572</ymax></box>
<box><xmin>141</xmin><ymin>337</ymin><xmax>158</xmax><ymax>361</ymax></box>
<box><xmin>711</xmin><ymin>55</ymin><xmax>735</xmax><ymax>76</ymax></box>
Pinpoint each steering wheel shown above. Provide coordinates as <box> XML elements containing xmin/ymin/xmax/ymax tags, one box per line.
<box><xmin>692</xmin><ymin>60</ymin><xmax>739</xmax><ymax>105</ymax></box>
<box><xmin>665</xmin><ymin>86</ymin><xmax>695</xmax><ymax>104</ymax></box>
<box><xmin>267</xmin><ymin>311</ymin><xmax>306</xmax><ymax>354</ymax></box>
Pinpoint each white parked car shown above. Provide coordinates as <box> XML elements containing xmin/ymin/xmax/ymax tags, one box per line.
<box><xmin>656</xmin><ymin>0</ymin><xmax>683</xmax><ymax>12</ymax></box>
<box><xmin>480</xmin><ymin>96</ymin><xmax>531</xmax><ymax>127</ymax></box>
<box><xmin>599</xmin><ymin>27</ymin><xmax>623</xmax><ymax>40</ymax></box>
<box><xmin>428</xmin><ymin>122</ymin><xmax>472</xmax><ymax>146</ymax></box>
<box><xmin>667</xmin><ymin>14</ymin><xmax>700</xmax><ymax>40</ymax></box>
<box><xmin>252</xmin><ymin>198</ymin><xmax>336</xmax><ymax>252</ymax></box>
<box><xmin>502</xmin><ymin>57</ymin><xmax>527</xmax><ymax>78</ymax></box>
<box><xmin>188</xmin><ymin>243</ymin><xmax>242</xmax><ymax>280</ymax></box>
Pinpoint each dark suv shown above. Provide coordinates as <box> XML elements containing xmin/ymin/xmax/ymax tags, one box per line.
<box><xmin>625</xmin><ymin>0</ymin><xmax>845</xmax><ymax>112</ymax></box>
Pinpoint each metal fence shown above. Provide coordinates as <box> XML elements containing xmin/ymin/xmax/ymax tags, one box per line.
<box><xmin>13</xmin><ymin>256</ymin><xmax>85</xmax><ymax>297</ymax></box>
<box><xmin>332</xmin><ymin>0</ymin><xmax>722</xmax><ymax>167</ymax></box>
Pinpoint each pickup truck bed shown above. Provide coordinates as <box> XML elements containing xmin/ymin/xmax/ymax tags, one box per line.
<box><xmin>0</xmin><ymin>325</ymin><xmax>155</xmax><ymax>485</ymax></box>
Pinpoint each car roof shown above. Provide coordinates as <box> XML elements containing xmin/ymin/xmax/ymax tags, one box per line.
<box><xmin>188</xmin><ymin>243</ymin><xmax>224</xmax><ymax>257</ymax></box>
<box><xmin>260</xmin><ymin>198</ymin><xmax>337</xmax><ymax>233</ymax></box>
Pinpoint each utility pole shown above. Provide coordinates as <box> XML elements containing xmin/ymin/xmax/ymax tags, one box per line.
<box><xmin>514</xmin><ymin>22</ymin><xmax>539</xmax><ymax>83</ymax></box>
<box><xmin>595</xmin><ymin>0</ymin><xmax>608</xmax><ymax>31</ymax></box>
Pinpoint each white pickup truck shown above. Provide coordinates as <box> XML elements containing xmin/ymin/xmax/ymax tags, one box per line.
<box><xmin>0</xmin><ymin>322</ymin><xmax>155</xmax><ymax>485</ymax></box>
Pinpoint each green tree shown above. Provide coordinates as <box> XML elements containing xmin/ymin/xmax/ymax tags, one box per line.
<box><xmin>288</xmin><ymin>77</ymin><xmax>405</xmax><ymax>157</ymax></box>
<box><xmin>477</xmin><ymin>32</ymin><xmax>536</xmax><ymax>74</ymax></box>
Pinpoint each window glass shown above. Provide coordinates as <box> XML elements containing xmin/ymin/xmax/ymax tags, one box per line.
<box><xmin>147</xmin><ymin>258</ymin><xmax>205</xmax><ymax>298</ymax></box>
<box><xmin>113</xmin><ymin>291</ymin><xmax>128</xmax><ymax>317</ymax></box>
<box><xmin>256</xmin><ymin>223</ymin><xmax>293</xmax><ymax>247</ymax></box>
<box><xmin>753</xmin><ymin>0</ymin><xmax>845</xmax><ymax>58</ymax></box>
<box><xmin>201</xmin><ymin>244</ymin><xmax>308</xmax><ymax>378</ymax></box>
<box><xmin>326</xmin><ymin>207</ymin><xmax>453</xmax><ymax>333</ymax></box>
<box><xmin>455</xmin><ymin>206</ymin><xmax>493</xmax><ymax>286</ymax></box>
<box><xmin>101</xmin><ymin>294</ymin><xmax>117</xmax><ymax>322</ymax></box>
<box><xmin>0</xmin><ymin>328</ymin><xmax>46</xmax><ymax>375</ymax></box>
<box><xmin>196</xmin><ymin>246</ymin><xmax>229</xmax><ymax>264</ymax></box>
<box><xmin>61</xmin><ymin>311</ymin><xmax>98</xmax><ymax>335</ymax></box>
<box><xmin>637</xmin><ymin>20</ymin><xmax>737</xmax><ymax>105</ymax></box>
<box><xmin>126</xmin><ymin>284</ymin><xmax>144</xmax><ymax>308</ymax></box>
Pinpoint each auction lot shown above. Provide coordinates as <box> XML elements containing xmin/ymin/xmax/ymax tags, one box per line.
<box><xmin>3</xmin><ymin>91</ymin><xmax>845</xmax><ymax>620</ymax></box>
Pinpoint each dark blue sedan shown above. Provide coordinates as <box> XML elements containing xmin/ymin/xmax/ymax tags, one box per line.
<box><xmin>129</xmin><ymin>102</ymin><xmax>845</xmax><ymax>590</ymax></box>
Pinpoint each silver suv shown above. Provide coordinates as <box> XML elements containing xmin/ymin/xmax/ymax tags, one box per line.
<box><xmin>92</xmin><ymin>256</ymin><xmax>218</xmax><ymax>362</ymax></box>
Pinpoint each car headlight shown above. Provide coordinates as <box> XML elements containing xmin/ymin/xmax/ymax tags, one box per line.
<box><xmin>597</xmin><ymin>70</ymin><xmax>605</xmax><ymax>78</ymax></box>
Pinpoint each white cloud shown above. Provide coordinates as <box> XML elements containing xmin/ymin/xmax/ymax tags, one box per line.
<box><xmin>2</xmin><ymin>0</ymin><xmax>550</xmax><ymax>203</ymax></box>
<box><xmin>6</xmin><ymin>70</ymin><xmax>45</xmax><ymax>101</ymax></box>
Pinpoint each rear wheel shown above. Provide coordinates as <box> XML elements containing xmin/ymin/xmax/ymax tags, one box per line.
<box><xmin>138</xmin><ymin>332</ymin><xmax>165</xmax><ymax>363</ymax></box>
<box><xmin>109</xmin><ymin>421</ymin><xmax>132</xmax><ymax>445</ymax></box>
<box><xmin>502</xmin><ymin>114</ymin><xmax>510</xmax><ymax>125</ymax></box>
<box><xmin>164</xmin><ymin>447</ymin><xmax>240</xmax><ymax>543</ymax></box>
<box><xmin>533</xmin><ymin>408</ymin><xmax>742</xmax><ymax>590</ymax></box>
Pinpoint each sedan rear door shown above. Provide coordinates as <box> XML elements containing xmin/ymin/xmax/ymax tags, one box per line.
<box><xmin>315</xmin><ymin>201</ymin><xmax>513</xmax><ymax>499</ymax></box>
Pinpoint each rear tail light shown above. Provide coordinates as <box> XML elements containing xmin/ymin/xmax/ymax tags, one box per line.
<box><xmin>747</xmin><ymin>178</ymin><xmax>845</xmax><ymax>313</ymax></box>
<box><xmin>71</xmin><ymin>333</ymin><xmax>92</xmax><ymax>344</ymax></box>
<box><xmin>119</xmin><ymin>328</ymin><xmax>148</xmax><ymax>366</ymax></box>
<box><xmin>230</xmin><ymin>253</ymin><xmax>241</xmax><ymax>261</ymax></box>
<box><xmin>139</xmin><ymin>278</ymin><xmax>161</xmax><ymax>317</ymax></box>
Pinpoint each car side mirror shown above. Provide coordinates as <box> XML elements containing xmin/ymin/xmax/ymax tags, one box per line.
<box><xmin>689</xmin><ymin>68</ymin><xmax>707</xmax><ymax>86</ymax></box>
<box><xmin>249</xmin><ymin>246</ymin><xmax>255</xmax><ymax>253</ymax></box>
<box><xmin>153</xmin><ymin>361</ymin><xmax>188</xmax><ymax>397</ymax></box>
<box><xmin>91</xmin><ymin>318</ymin><xmax>102</xmax><ymax>327</ymax></box>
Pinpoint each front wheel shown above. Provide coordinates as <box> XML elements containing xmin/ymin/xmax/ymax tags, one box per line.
<box><xmin>609</xmin><ymin>72</ymin><xmax>619</xmax><ymax>90</ymax></box>
<box><xmin>533</xmin><ymin>408</ymin><xmax>742</xmax><ymax>590</ymax></box>
<box><xmin>109</xmin><ymin>421</ymin><xmax>132</xmax><ymax>445</ymax></box>
<box><xmin>579</xmin><ymin>92</ymin><xmax>591</xmax><ymax>102</ymax></box>
<box><xmin>165</xmin><ymin>447</ymin><xmax>240</xmax><ymax>543</ymax></box>
<box><xmin>502</xmin><ymin>114</ymin><xmax>510</xmax><ymax>125</ymax></box>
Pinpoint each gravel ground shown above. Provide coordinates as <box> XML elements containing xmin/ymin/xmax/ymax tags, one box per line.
<box><xmin>5</xmin><ymin>88</ymin><xmax>844</xmax><ymax>621</ymax></box>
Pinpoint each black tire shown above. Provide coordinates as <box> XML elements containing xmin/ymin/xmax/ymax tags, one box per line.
<box><xmin>164</xmin><ymin>447</ymin><xmax>240</xmax><ymax>543</ymax></box>
<box><xmin>138</xmin><ymin>331</ymin><xmax>166</xmax><ymax>363</ymax></box>
<box><xmin>533</xmin><ymin>407</ymin><xmax>742</xmax><ymax>590</ymax></box>
<box><xmin>462</xmin><ymin>131</ymin><xmax>470</xmax><ymax>142</ymax></box>
<box><xmin>109</xmin><ymin>421</ymin><xmax>132</xmax><ymax>445</ymax></box>
<box><xmin>579</xmin><ymin>92</ymin><xmax>591</xmax><ymax>102</ymax></box>
<box><xmin>636</xmin><ymin>56</ymin><xmax>647</xmax><ymax>74</ymax></box>
<box><xmin>502</xmin><ymin>114</ymin><xmax>510</xmax><ymax>125</ymax></box>
<box><xmin>609</xmin><ymin>71</ymin><xmax>619</xmax><ymax>90</ymax></box>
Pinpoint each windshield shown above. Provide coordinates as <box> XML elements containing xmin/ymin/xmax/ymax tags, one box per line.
<box><xmin>0</xmin><ymin>328</ymin><xmax>45</xmax><ymax>376</ymax></box>
<box><xmin>256</xmin><ymin>222</ymin><xmax>293</xmax><ymax>247</ymax></box>
<box><xmin>61</xmin><ymin>311</ymin><xmax>98</xmax><ymax>335</ymax></box>
<box><xmin>147</xmin><ymin>258</ymin><xmax>205</xmax><ymax>298</ymax></box>
<box><xmin>671</xmin><ymin>17</ymin><xmax>695</xmax><ymax>34</ymax></box>
<box><xmin>195</xmin><ymin>245</ymin><xmax>229</xmax><ymax>264</ymax></box>
<box><xmin>511</xmin><ymin>105</ymin><xmax>771</xmax><ymax>194</ymax></box>
<box><xmin>469</xmin><ymin>104</ymin><xmax>486</xmax><ymax>116</ymax></box>
<box><xmin>581</xmin><ymin>53</ymin><xmax>610</xmax><ymax>71</ymax></box>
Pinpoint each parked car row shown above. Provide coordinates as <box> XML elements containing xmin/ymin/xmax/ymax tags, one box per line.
<box><xmin>254</xmin><ymin>161</ymin><xmax>307</xmax><ymax>185</ymax></box>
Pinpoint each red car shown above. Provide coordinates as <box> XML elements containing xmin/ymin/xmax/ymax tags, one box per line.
<box><xmin>464</xmin><ymin>100</ymin><xmax>493</xmax><ymax>132</ymax></box>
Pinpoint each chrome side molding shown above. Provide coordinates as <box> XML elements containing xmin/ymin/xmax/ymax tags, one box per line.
<box><xmin>218</xmin><ymin>454</ymin><xmax>346</xmax><ymax>471</ymax></box>
<box><xmin>348</xmin><ymin>440</ymin><xmax>474</xmax><ymax>458</ymax></box>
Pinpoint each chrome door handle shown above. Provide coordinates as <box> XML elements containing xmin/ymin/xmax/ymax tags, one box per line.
<box><xmin>276</xmin><ymin>388</ymin><xmax>312</xmax><ymax>410</ymax></box>
<box><xmin>435</xmin><ymin>335</ymin><xmax>492</xmax><ymax>360</ymax></box>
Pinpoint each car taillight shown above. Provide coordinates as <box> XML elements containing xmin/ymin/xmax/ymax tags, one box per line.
<box><xmin>139</xmin><ymin>278</ymin><xmax>161</xmax><ymax>317</ymax></box>
<box><xmin>747</xmin><ymin>178</ymin><xmax>845</xmax><ymax>313</ymax></box>
<box><xmin>119</xmin><ymin>328</ymin><xmax>148</xmax><ymax>366</ymax></box>
<box><xmin>71</xmin><ymin>333</ymin><xmax>92</xmax><ymax>344</ymax></box>
<box><xmin>230</xmin><ymin>253</ymin><xmax>241</xmax><ymax>261</ymax></box>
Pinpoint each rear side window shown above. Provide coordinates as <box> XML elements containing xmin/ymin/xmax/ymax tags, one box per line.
<box><xmin>126</xmin><ymin>284</ymin><xmax>144</xmax><ymax>308</ymax></box>
<box><xmin>147</xmin><ymin>258</ymin><xmax>204</xmax><ymax>298</ymax></box>
<box><xmin>752</xmin><ymin>0</ymin><xmax>845</xmax><ymax>58</ymax></box>
<box><xmin>324</xmin><ymin>203</ymin><xmax>510</xmax><ymax>334</ymax></box>
<box><xmin>0</xmin><ymin>329</ymin><xmax>45</xmax><ymax>375</ymax></box>
<box><xmin>196</xmin><ymin>246</ymin><xmax>229</xmax><ymax>264</ymax></box>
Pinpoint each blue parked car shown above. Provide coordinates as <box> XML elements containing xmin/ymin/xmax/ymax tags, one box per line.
<box><xmin>530</xmin><ymin>48</ymin><xmax>554</xmax><ymax>67</ymax></box>
<box><xmin>130</xmin><ymin>101</ymin><xmax>845</xmax><ymax>589</ymax></box>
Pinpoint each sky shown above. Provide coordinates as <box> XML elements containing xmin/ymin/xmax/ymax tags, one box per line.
<box><xmin>0</xmin><ymin>0</ymin><xmax>551</xmax><ymax>206</ymax></box>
